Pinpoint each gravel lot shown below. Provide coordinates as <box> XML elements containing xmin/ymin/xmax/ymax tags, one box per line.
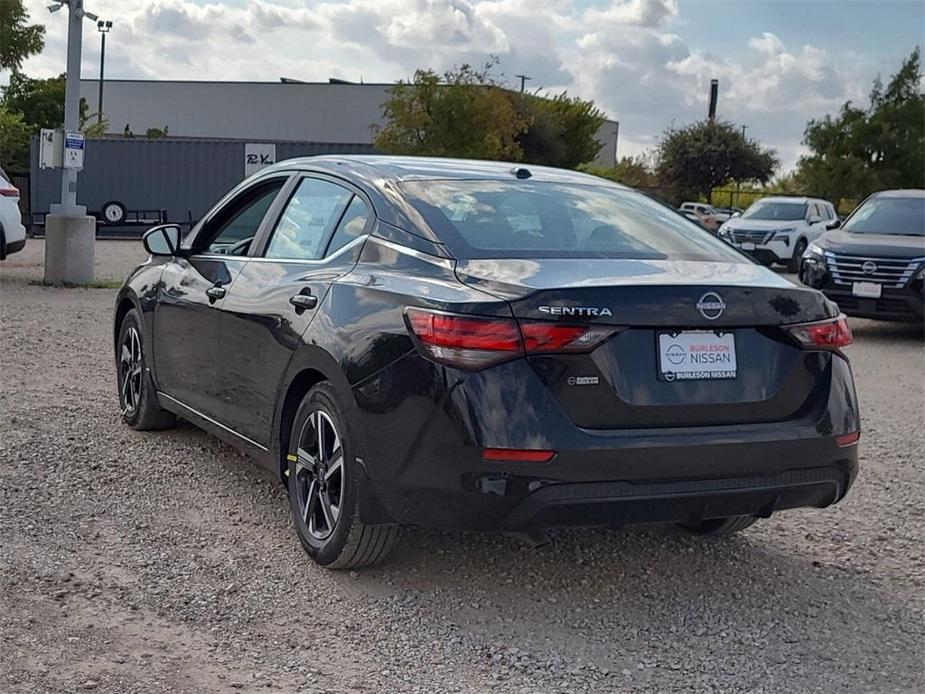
<box><xmin>2</xmin><ymin>240</ymin><xmax>923</xmax><ymax>693</ymax></box>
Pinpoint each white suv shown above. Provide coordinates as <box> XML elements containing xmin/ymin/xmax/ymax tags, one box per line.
<box><xmin>0</xmin><ymin>166</ymin><xmax>26</xmax><ymax>260</ymax></box>
<box><xmin>718</xmin><ymin>196</ymin><xmax>837</xmax><ymax>272</ymax></box>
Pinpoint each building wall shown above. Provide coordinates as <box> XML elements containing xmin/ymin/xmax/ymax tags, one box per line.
<box><xmin>80</xmin><ymin>80</ymin><xmax>619</xmax><ymax>167</ymax></box>
<box><xmin>30</xmin><ymin>137</ymin><xmax>375</xmax><ymax>225</ymax></box>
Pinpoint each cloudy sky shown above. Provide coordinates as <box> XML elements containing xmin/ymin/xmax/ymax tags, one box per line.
<box><xmin>13</xmin><ymin>0</ymin><xmax>925</xmax><ymax>171</ymax></box>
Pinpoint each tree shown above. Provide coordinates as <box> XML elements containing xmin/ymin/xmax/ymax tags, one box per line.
<box><xmin>656</xmin><ymin>120</ymin><xmax>777</xmax><ymax>202</ymax></box>
<box><xmin>374</xmin><ymin>63</ymin><xmax>527</xmax><ymax>161</ymax></box>
<box><xmin>0</xmin><ymin>106</ymin><xmax>31</xmax><ymax>175</ymax></box>
<box><xmin>795</xmin><ymin>48</ymin><xmax>924</xmax><ymax>200</ymax></box>
<box><xmin>578</xmin><ymin>155</ymin><xmax>655</xmax><ymax>188</ymax></box>
<box><xmin>0</xmin><ymin>0</ymin><xmax>45</xmax><ymax>72</ymax></box>
<box><xmin>516</xmin><ymin>92</ymin><xmax>605</xmax><ymax>169</ymax></box>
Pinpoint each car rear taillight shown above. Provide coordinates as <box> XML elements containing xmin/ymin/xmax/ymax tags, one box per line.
<box><xmin>786</xmin><ymin>315</ymin><xmax>852</xmax><ymax>350</ymax></box>
<box><xmin>482</xmin><ymin>448</ymin><xmax>556</xmax><ymax>463</ymax></box>
<box><xmin>404</xmin><ymin>308</ymin><xmax>619</xmax><ymax>370</ymax></box>
<box><xmin>0</xmin><ymin>186</ymin><xmax>19</xmax><ymax>198</ymax></box>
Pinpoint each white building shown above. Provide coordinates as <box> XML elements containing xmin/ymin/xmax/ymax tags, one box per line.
<box><xmin>78</xmin><ymin>79</ymin><xmax>619</xmax><ymax>167</ymax></box>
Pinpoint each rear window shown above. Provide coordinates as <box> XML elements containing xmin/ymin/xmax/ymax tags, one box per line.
<box><xmin>843</xmin><ymin>196</ymin><xmax>925</xmax><ymax>237</ymax></box>
<box><xmin>401</xmin><ymin>180</ymin><xmax>745</xmax><ymax>261</ymax></box>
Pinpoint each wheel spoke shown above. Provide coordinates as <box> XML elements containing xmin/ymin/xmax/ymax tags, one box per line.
<box><xmin>325</xmin><ymin>451</ymin><xmax>343</xmax><ymax>482</ymax></box>
<box><xmin>315</xmin><ymin>410</ymin><xmax>325</xmax><ymax>460</ymax></box>
<box><xmin>303</xmin><ymin>479</ymin><xmax>317</xmax><ymax>524</ymax></box>
<box><xmin>121</xmin><ymin>343</ymin><xmax>132</xmax><ymax>365</ymax></box>
<box><xmin>319</xmin><ymin>490</ymin><xmax>336</xmax><ymax>529</ymax></box>
<box><xmin>296</xmin><ymin>446</ymin><xmax>315</xmax><ymax>473</ymax></box>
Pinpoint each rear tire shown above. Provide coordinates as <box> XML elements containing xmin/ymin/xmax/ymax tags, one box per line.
<box><xmin>287</xmin><ymin>382</ymin><xmax>398</xmax><ymax>569</ymax></box>
<box><xmin>678</xmin><ymin>515</ymin><xmax>758</xmax><ymax>536</ymax></box>
<box><xmin>788</xmin><ymin>238</ymin><xmax>808</xmax><ymax>273</ymax></box>
<box><xmin>117</xmin><ymin>309</ymin><xmax>176</xmax><ymax>430</ymax></box>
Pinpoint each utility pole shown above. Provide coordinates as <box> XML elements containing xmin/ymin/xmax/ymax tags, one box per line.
<box><xmin>515</xmin><ymin>74</ymin><xmax>531</xmax><ymax>92</ymax></box>
<box><xmin>735</xmin><ymin>124</ymin><xmax>749</xmax><ymax>209</ymax></box>
<box><xmin>97</xmin><ymin>19</ymin><xmax>112</xmax><ymax>125</ymax></box>
<box><xmin>45</xmin><ymin>0</ymin><xmax>99</xmax><ymax>285</ymax></box>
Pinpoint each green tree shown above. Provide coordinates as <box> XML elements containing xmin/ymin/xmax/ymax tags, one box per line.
<box><xmin>578</xmin><ymin>155</ymin><xmax>655</xmax><ymax>188</ymax></box>
<box><xmin>0</xmin><ymin>106</ymin><xmax>31</xmax><ymax>174</ymax></box>
<box><xmin>516</xmin><ymin>92</ymin><xmax>605</xmax><ymax>168</ymax></box>
<box><xmin>0</xmin><ymin>0</ymin><xmax>45</xmax><ymax>72</ymax></box>
<box><xmin>374</xmin><ymin>63</ymin><xmax>527</xmax><ymax>160</ymax></box>
<box><xmin>656</xmin><ymin>120</ymin><xmax>777</xmax><ymax>202</ymax></box>
<box><xmin>795</xmin><ymin>48</ymin><xmax>924</xmax><ymax>200</ymax></box>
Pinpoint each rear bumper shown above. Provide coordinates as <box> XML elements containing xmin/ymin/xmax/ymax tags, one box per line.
<box><xmin>354</xmin><ymin>352</ymin><xmax>861</xmax><ymax>530</ymax></box>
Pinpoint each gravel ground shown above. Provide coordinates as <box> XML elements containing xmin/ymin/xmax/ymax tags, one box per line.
<box><xmin>1</xmin><ymin>240</ymin><xmax>923</xmax><ymax>693</ymax></box>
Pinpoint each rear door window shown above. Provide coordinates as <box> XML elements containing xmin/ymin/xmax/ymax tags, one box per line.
<box><xmin>264</xmin><ymin>178</ymin><xmax>352</xmax><ymax>260</ymax></box>
<box><xmin>325</xmin><ymin>195</ymin><xmax>370</xmax><ymax>257</ymax></box>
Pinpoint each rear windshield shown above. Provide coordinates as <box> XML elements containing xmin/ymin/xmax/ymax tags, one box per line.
<box><xmin>742</xmin><ymin>201</ymin><xmax>807</xmax><ymax>221</ymax></box>
<box><xmin>401</xmin><ymin>180</ymin><xmax>745</xmax><ymax>261</ymax></box>
<box><xmin>843</xmin><ymin>196</ymin><xmax>925</xmax><ymax>237</ymax></box>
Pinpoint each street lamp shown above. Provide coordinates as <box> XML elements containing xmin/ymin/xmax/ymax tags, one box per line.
<box><xmin>96</xmin><ymin>19</ymin><xmax>112</xmax><ymax>125</ymax></box>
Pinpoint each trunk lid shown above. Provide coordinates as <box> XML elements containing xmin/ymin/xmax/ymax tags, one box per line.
<box><xmin>456</xmin><ymin>258</ymin><xmax>837</xmax><ymax>429</ymax></box>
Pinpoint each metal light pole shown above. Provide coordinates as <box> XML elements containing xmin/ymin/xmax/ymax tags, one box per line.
<box><xmin>96</xmin><ymin>19</ymin><xmax>112</xmax><ymax>125</ymax></box>
<box><xmin>45</xmin><ymin>0</ymin><xmax>99</xmax><ymax>285</ymax></box>
<box><xmin>735</xmin><ymin>124</ymin><xmax>749</xmax><ymax>209</ymax></box>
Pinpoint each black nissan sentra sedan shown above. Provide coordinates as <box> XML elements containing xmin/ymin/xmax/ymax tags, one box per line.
<box><xmin>114</xmin><ymin>156</ymin><xmax>860</xmax><ymax>569</ymax></box>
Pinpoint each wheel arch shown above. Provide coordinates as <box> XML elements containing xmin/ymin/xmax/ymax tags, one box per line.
<box><xmin>113</xmin><ymin>290</ymin><xmax>141</xmax><ymax>356</ymax></box>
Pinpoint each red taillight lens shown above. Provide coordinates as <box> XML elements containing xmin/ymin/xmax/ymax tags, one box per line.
<box><xmin>482</xmin><ymin>448</ymin><xmax>556</xmax><ymax>463</ymax></box>
<box><xmin>835</xmin><ymin>432</ymin><xmax>860</xmax><ymax>447</ymax></box>
<box><xmin>0</xmin><ymin>186</ymin><xmax>19</xmax><ymax>198</ymax></box>
<box><xmin>405</xmin><ymin>308</ymin><xmax>619</xmax><ymax>370</ymax></box>
<box><xmin>786</xmin><ymin>315</ymin><xmax>852</xmax><ymax>349</ymax></box>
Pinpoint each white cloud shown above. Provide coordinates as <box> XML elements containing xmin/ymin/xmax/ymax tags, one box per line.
<box><xmin>8</xmin><ymin>0</ymin><xmax>878</xmax><ymax>171</ymax></box>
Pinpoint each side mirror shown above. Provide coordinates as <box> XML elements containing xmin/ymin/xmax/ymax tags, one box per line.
<box><xmin>143</xmin><ymin>224</ymin><xmax>181</xmax><ymax>256</ymax></box>
<box><xmin>731</xmin><ymin>211</ymin><xmax>742</xmax><ymax>218</ymax></box>
<box><xmin>826</xmin><ymin>219</ymin><xmax>842</xmax><ymax>230</ymax></box>
<box><xmin>807</xmin><ymin>214</ymin><xmax>823</xmax><ymax>224</ymax></box>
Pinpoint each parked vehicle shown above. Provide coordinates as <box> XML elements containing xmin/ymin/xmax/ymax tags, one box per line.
<box><xmin>800</xmin><ymin>189</ymin><xmax>924</xmax><ymax>322</ymax></box>
<box><xmin>718</xmin><ymin>196</ymin><xmax>837</xmax><ymax>271</ymax></box>
<box><xmin>114</xmin><ymin>156</ymin><xmax>860</xmax><ymax>569</ymax></box>
<box><xmin>0</xmin><ymin>165</ymin><xmax>26</xmax><ymax>260</ymax></box>
<box><xmin>679</xmin><ymin>202</ymin><xmax>728</xmax><ymax>231</ymax></box>
<box><xmin>715</xmin><ymin>206</ymin><xmax>743</xmax><ymax>218</ymax></box>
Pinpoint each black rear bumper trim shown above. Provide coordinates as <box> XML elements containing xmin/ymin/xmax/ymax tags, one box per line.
<box><xmin>502</xmin><ymin>465</ymin><xmax>850</xmax><ymax>530</ymax></box>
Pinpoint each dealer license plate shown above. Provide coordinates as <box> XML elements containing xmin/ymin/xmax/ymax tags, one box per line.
<box><xmin>658</xmin><ymin>331</ymin><xmax>737</xmax><ymax>381</ymax></box>
<box><xmin>852</xmin><ymin>281</ymin><xmax>882</xmax><ymax>299</ymax></box>
<box><xmin>740</xmin><ymin>242</ymin><xmax>756</xmax><ymax>251</ymax></box>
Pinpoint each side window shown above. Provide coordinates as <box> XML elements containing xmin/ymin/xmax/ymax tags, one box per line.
<box><xmin>200</xmin><ymin>181</ymin><xmax>284</xmax><ymax>255</ymax></box>
<box><xmin>264</xmin><ymin>178</ymin><xmax>352</xmax><ymax>260</ymax></box>
<box><xmin>325</xmin><ymin>196</ymin><xmax>370</xmax><ymax>257</ymax></box>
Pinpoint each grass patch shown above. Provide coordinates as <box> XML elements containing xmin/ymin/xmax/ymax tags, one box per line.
<box><xmin>29</xmin><ymin>278</ymin><xmax>123</xmax><ymax>289</ymax></box>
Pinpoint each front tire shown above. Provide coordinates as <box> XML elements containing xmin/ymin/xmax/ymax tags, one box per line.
<box><xmin>287</xmin><ymin>383</ymin><xmax>398</xmax><ymax>569</ymax></box>
<box><xmin>117</xmin><ymin>309</ymin><xmax>176</xmax><ymax>430</ymax></box>
<box><xmin>678</xmin><ymin>515</ymin><xmax>758</xmax><ymax>536</ymax></box>
<box><xmin>788</xmin><ymin>238</ymin><xmax>808</xmax><ymax>273</ymax></box>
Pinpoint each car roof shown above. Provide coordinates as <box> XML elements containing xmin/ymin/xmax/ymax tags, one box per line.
<box><xmin>754</xmin><ymin>196</ymin><xmax>832</xmax><ymax>205</ymax></box>
<box><xmin>869</xmin><ymin>189</ymin><xmax>925</xmax><ymax>198</ymax></box>
<box><xmin>263</xmin><ymin>155</ymin><xmax>627</xmax><ymax>188</ymax></box>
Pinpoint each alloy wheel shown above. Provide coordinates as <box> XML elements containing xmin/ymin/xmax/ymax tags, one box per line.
<box><xmin>119</xmin><ymin>326</ymin><xmax>143</xmax><ymax>415</ymax></box>
<box><xmin>295</xmin><ymin>410</ymin><xmax>344</xmax><ymax>541</ymax></box>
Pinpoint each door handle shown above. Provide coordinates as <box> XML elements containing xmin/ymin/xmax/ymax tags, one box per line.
<box><xmin>289</xmin><ymin>290</ymin><xmax>318</xmax><ymax>312</ymax></box>
<box><xmin>206</xmin><ymin>285</ymin><xmax>226</xmax><ymax>302</ymax></box>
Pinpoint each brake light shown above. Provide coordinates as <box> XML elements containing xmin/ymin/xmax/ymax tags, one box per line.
<box><xmin>405</xmin><ymin>308</ymin><xmax>619</xmax><ymax>370</ymax></box>
<box><xmin>786</xmin><ymin>315</ymin><xmax>852</xmax><ymax>349</ymax></box>
<box><xmin>0</xmin><ymin>186</ymin><xmax>18</xmax><ymax>197</ymax></box>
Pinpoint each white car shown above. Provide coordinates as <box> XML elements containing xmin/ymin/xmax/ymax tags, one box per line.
<box><xmin>0</xmin><ymin>166</ymin><xmax>26</xmax><ymax>260</ymax></box>
<box><xmin>718</xmin><ymin>196</ymin><xmax>838</xmax><ymax>271</ymax></box>
<box><xmin>679</xmin><ymin>202</ymin><xmax>728</xmax><ymax>231</ymax></box>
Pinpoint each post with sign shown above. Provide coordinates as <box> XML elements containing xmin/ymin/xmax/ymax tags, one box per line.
<box><xmin>44</xmin><ymin>0</ymin><xmax>97</xmax><ymax>285</ymax></box>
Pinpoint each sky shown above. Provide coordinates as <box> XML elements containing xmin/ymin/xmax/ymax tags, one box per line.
<box><xmin>10</xmin><ymin>0</ymin><xmax>925</xmax><ymax>172</ymax></box>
